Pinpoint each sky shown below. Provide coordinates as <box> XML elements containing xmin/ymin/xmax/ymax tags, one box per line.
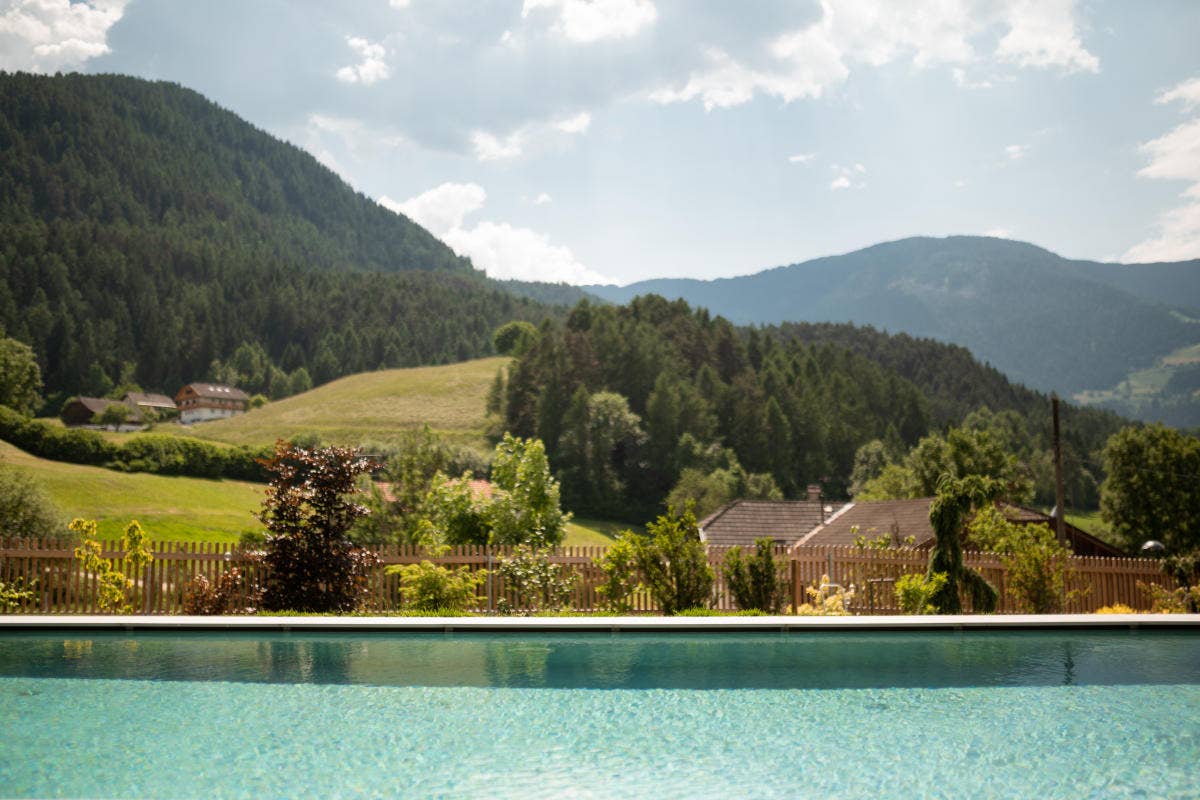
<box><xmin>2</xmin><ymin>0</ymin><xmax>1199</xmax><ymax>286</ymax></box>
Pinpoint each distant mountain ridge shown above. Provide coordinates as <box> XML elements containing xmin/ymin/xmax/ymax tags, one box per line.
<box><xmin>587</xmin><ymin>236</ymin><xmax>1200</xmax><ymax>422</ymax></box>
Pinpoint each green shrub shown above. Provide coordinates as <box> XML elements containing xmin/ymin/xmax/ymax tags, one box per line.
<box><xmin>496</xmin><ymin>544</ymin><xmax>576</xmax><ymax>614</ymax></box>
<box><xmin>724</xmin><ymin>537</ymin><xmax>788</xmax><ymax>613</ymax></box>
<box><xmin>0</xmin><ymin>577</ymin><xmax>36</xmax><ymax>611</ymax></box>
<box><xmin>631</xmin><ymin>506</ymin><xmax>714</xmax><ymax>615</ymax></box>
<box><xmin>387</xmin><ymin>558</ymin><xmax>485</xmax><ymax>613</ymax></box>
<box><xmin>595</xmin><ymin>536</ymin><xmax>640</xmax><ymax>613</ymax></box>
<box><xmin>0</xmin><ymin>406</ymin><xmax>267</xmax><ymax>481</ymax></box>
<box><xmin>70</xmin><ymin>517</ymin><xmax>154</xmax><ymax>614</ymax></box>
<box><xmin>968</xmin><ymin>506</ymin><xmax>1087</xmax><ymax>613</ymax></box>
<box><xmin>0</xmin><ymin>465</ymin><xmax>63</xmax><ymax>539</ymax></box>
<box><xmin>894</xmin><ymin>572</ymin><xmax>947</xmax><ymax>615</ymax></box>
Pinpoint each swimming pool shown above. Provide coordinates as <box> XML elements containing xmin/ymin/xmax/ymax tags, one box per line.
<box><xmin>2</xmin><ymin>629</ymin><xmax>1198</xmax><ymax>797</ymax></box>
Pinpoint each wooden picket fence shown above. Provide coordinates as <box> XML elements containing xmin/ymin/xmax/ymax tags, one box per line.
<box><xmin>0</xmin><ymin>538</ymin><xmax>1175</xmax><ymax>615</ymax></box>
<box><xmin>789</xmin><ymin>546</ymin><xmax>1173</xmax><ymax>614</ymax></box>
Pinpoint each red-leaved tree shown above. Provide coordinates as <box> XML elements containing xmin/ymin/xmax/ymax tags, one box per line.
<box><xmin>258</xmin><ymin>441</ymin><xmax>379</xmax><ymax>612</ymax></box>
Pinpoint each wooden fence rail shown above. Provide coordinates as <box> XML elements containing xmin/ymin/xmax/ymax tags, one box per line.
<box><xmin>0</xmin><ymin>538</ymin><xmax>1173</xmax><ymax>615</ymax></box>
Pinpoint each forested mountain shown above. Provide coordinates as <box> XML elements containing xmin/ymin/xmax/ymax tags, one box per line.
<box><xmin>586</xmin><ymin>236</ymin><xmax>1200</xmax><ymax>414</ymax></box>
<box><xmin>0</xmin><ymin>72</ymin><xmax>553</xmax><ymax>409</ymax></box>
<box><xmin>496</xmin><ymin>297</ymin><xmax>1125</xmax><ymax>521</ymax></box>
<box><xmin>761</xmin><ymin>321</ymin><xmax>1124</xmax><ymax>444</ymax></box>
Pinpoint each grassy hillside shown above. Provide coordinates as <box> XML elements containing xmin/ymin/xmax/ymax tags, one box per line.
<box><xmin>107</xmin><ymin>357</ymin><xmax>508</xmax><ymax>452</ymax></box>
<box><xmin>0</xmin><ymin>440</ymin><xmax>262</xmax><ymax>542</ymax></box>
<box><xmin>1075</xmin><ymin>341</ymin><xmax>1200</xmax><ymax>428</ymax></box>
<box><xmin>2</xmin><ymin>438</ymin><xmax>626</xmax><ymax>546</ymax></box>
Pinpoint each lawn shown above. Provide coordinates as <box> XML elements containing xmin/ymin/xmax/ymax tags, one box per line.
<box><xmin>83</xmin><ymin>357</ymin><xmax>509</xmax><ymax>452</ymax></box>
<box><xmin>1065</xmin><ymin>510</ymin><xmax>1119</xmax><ymax>548</ymax></box>
<box><xmin>0</xmin><ymin>440</ymin><xmax>262</xmax><ymax>542</ymax></box>
<box><xmin>563</xmin><ymin>518</ymin><xmax>637</xmax><ymax>547</ymax></box>
<box><xmin>3</xmin><ymin>438</ymin><xmax>634</xmax><ymax>549</ymax></box>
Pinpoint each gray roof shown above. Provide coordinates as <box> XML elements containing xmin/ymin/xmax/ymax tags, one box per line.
<box><xmin>123</xmin><ymin>392</ymin><xmax>177</xmax><ymax>409</ymax></box>
<box><xmin>699</xmin><ymin>500</ymin><xmax>829</xmax><ymax>547</ymax></box>
<box><xmin>797</xmin><ymin>498</ymin><xmax>935</xmax><ymax>548</ymax></box>
<box><xmin>70</xmin><ymin>396</ymin><xmax>116</xmax><ymax>415</ymax></box>
<box><xmin>797</xmin><ymin>498</ymin><xmax>1124</xmax><ymax>557</ymax></box>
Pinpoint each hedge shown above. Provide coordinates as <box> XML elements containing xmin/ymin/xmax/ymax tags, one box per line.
<box><xmin>0</xmin><ymin>406</ymin><xmax>269</xmax><ymax>482</ymax></box>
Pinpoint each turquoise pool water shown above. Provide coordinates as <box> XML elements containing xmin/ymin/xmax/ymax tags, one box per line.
<box><xmin>1</xmin><ymin>631</ymin><xmax>1198</xmax><ymax>798</ymax></box>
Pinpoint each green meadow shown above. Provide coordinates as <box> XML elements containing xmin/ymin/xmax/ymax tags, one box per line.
<box><xmin>1</xmin><ymin>440</ymin><xmax>262</xmax><ymax>542</ymax></box>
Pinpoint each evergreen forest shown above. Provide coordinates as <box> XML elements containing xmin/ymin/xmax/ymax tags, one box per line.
<box><xmin>495</xmin><ymin>298</ymin><xmax>1126</xmax><ymax>521</ymax></box>
<box><xmin>0</xmin><ymin>72</ymin><xmax>551</xmax><ymax>410</ymax></box>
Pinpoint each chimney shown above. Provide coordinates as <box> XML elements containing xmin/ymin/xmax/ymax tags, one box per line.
<box><xmin>806</xmin><ymin>484</ymin><xmax>821</xmax><ymax>503</ymax></box>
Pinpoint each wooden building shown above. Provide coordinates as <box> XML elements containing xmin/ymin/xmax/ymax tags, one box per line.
<box><xmin>174</xmin><ymin>383</ymin><xmax>249</xmax><ymax>424</ymax></box>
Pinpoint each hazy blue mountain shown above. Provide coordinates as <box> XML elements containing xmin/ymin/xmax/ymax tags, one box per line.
<box><xmin>587</xmin><ymin>236</ymin><xmax>1200</xmax><ymax>405</ymax></box>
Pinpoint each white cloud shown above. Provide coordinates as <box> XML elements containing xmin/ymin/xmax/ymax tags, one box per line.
<box><xmin>381</xmin><ymin>182</ymin><xmax>610</xmax><ymax>283</ymax></box>
<box><xmin>985</xmin><ymin>227</ymin><xmax>1012</xmax><ymax>238</ymax></box>
<box><xmin>651</xmin><ymin>0</ymin><xmax>1098</xmax><ymax>111</ymax></box>
<box><xmin>555</xmin><ymin>111</ymin><xmax>591</xmax><ymax>134</ymax></box>
<box><xmin>522</xmin><ymin>0</ymin><xmax>657</xmax><ymax>44</ymax></box>
<box><xmin>534</xmin><ymin>192</ymin><xmax>553</xmax><ymax>205</ymax></box>
<box><xmin>1005</xmin><ymin>143</ymin><xmax>1026</xmax><ymax>160</ymax></box>
<box><xmin>1123</xmin><ymin>80</ymin><xmax>1200</xmax><ymax>262</ymax></box>
<box><xmin>380</xmin><ymin>182</ymin><xmax>486</xmax><ymax>237</ymax></box>
<box><xmin>388</xmin><ymin>0</ymin><xmax>410</xmax><ymax>8</ymax></box>
<box><xmin>0</xmin><ymin>0</ymin><xmax>126</xmax><ymax>72</ymax></box>
<box><xmin>1156</xmin><ymin>76</ymin><xmax>1200</xmax><ymax>112</ymax></box>
<box><xmin>335</xmin><ymin>36</ymin><xmax>390</xmax><ymax>85</ymax></box>
<box><xmin>470</xmin><ymin>110</ymin><xmax>591</xmax><ymax>162</ymax></box>
<box><xmin>1122</xmin><ymin>203</ymin><xmax>1200</xmax><ymax>263</ymax></box>
<box><xmin>788</xmin><ymin>152</ymin><xmax>817</xmax><ymax>164</ymax></box>
<box><xmin>471</xmin><ymin>129</ymin><xmax>526</xmax><ymax>161</ymax></box>
<box><xmin>995</xmin><ymin>0</ymin><xmax>1099</xmax><ymax>74</ymax></box>
<box><xmin>1135</xmin><ymin>118</ymin><xmax>1200</xmax><ymax>187</ymax></box>
<box><xmin>828</xmin><ymin>162</ymin><xmax>866</xmax><ymax>191</ymax></box>
<box><xmin>447</xmin><ymin>222</ymin><xmax>609</xmax><ymax>283</ymax></box>
<box><xmin>954</xmin><ymin>179</ymin><xmax>968</xmax><ymax>188</ymax></box>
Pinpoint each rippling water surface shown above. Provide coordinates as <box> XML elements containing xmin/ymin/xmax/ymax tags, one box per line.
<box><xmin>1</xmin><ymin>631</ymin><xmax>1197</xmax><ymax>798</ymax></box>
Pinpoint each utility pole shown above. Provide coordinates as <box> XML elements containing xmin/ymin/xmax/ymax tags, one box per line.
<box><xmin>1052</xmin><ymin>394</ymin><xmax>1067</xmax><ymax>546</ymax></box>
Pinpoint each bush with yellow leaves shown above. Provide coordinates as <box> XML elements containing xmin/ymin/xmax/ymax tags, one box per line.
<box><xmin>794</xmin><ymin>574</ymin><xmax>855</xmax><ymax>616</ymax></box>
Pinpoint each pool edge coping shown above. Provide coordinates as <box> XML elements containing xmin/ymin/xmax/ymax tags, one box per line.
<box><xmin>2</xmin><ymin>614</ymin><xmax>1199</xmax><ymax>632</ymax></box>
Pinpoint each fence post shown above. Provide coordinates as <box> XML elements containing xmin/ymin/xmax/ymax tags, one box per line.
<box><xmin>791</xmin><ymin>558</ymin><xmax>800</xmax><ymax>613</ymax></box>
<box><xmin>486</xmin><ymin>551</ymin><xmax>495</xmax><ymax>615</ymax></box>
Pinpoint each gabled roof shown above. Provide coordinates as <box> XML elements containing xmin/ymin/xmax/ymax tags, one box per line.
<box><xmin>68</xmin><ymin>396</ymin><xmax>117</xmax><ymax>415</ymax></box>
<box><xmin>177</xmin><ymin>383</ymin><xmax>249</xmax><ymax>401</ymax></box>
<box><xmin>123</xmin><ymin>392</ymin><xmax>177</xmax><ymax>409</ymax></box>
<box><xmin>797</xmin><ymin>498</ymin><xmax>934</xmax><ymax>548</ymax></box>
<box><xmin>796</xmin><ymin>497</ymin><xmax>1124</xmax><ymax>557</ymax></box>
<box><xmin>699</xmin><ymin>500</ymin><xmax>829</xmax><ymax>547</ymax></box>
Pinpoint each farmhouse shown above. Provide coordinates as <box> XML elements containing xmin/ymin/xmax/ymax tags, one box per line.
<box><xmin>174</xmin><ymin>383</ymin><xmax>249</xmax><ymax>424</ymax></box>
<box><xmin>59</xmin><ymin>396</ymin><xmax>142</xmax><ymax>431</ymax></box>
